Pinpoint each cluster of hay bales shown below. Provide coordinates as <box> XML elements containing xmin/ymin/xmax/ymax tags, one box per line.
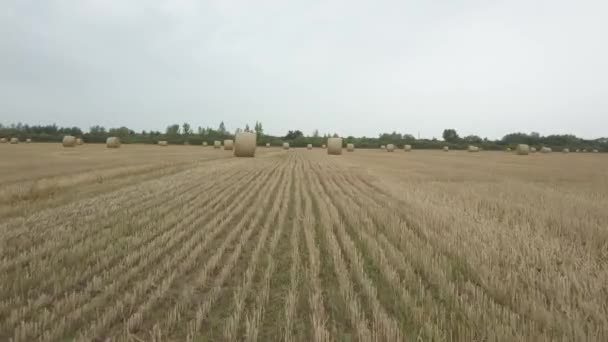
<box><xmin>214</xmin><ymin>141</ymin><xmax>221</xmax><ymax>149</ymax></box>
<box><xmin>404</xmin><ymin>145</ymin><xmax>412</xmax><ymax>152</ymax></box>
<box><xmin>346</xmin><ymin>143</ymin><xmax>355</xmax><ymax>152</ymax></box>
<box><xmin>516</xmin><ymin>144</ymin><xmax>530</xmax><ymax>155</ymax></box>
<box><xmin>540</xmin><ymin>147</ymin><xmax>552</xmax><ymax>153</ymax></box>
<box><xmin>106</xmin><ymin>137</ymin><xmax>121</xmax><ymax>148</ymax></box>
<box><xmin>158</xmin><ymin>141</ymin><xmax>168</xmax><ymax>147</ymax></box>
<box><xmin>224</xmin><ymin>139</ymin><xmax>234</xmax><ymax>150</ymax></box>
<box><xmin>307</xmin><ymin>144</ymin><xmax>313</xmax><ymax>150</ymax></box>
<box><xmin>62</xmin><ymin>136</ymin><xmax>77</xmax><ymax>147</ymax></box>
<box><xmin>443</xmin><ymin>146</ymin><xmax>449</xmax><ymax>152</ymax></box>
<box><xmin>468</xmin><ymin>146</ymin><xmax>479</xmax><ymax>152</ymax></box>
<box><xmin>234</xmin><ymin>132</ymin><xmax>256</xmax><ymax>157</ymax></box>
<box><xmin>386</xmin><ymin>144</ymin><xmax>395</xmax><ymax>152</ymax></box>
<box><xmin>327</xmin><ymin>137</ymin><xmax>342</xmax><ymax>155</ymax></box>
<box><xmin>283</xmin><ymin>142</ymin><xmax>290</xmax><ymax>150</ymax></box>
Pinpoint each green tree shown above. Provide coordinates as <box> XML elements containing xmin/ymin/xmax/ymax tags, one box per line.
<box><xmin>218</xmin><ymin>121</ymin><xmax>227</xmax><ymax>134</ymax></box>
<box><xmin>442</xmin><ymin>129</ymin><xmax>460</xmax><ymax>142</ymax></box>
<box><xmin>312</xmin><ymin>129</ymin><xmax>320</xmax><ymax>138</ymax></box>
<box><xmin>254</xmin><ymin>121</ymin><xmax>263</xmax><ymax>136</ymax></box>
<box><xmin>182</xmin><ymin>122</ymin><xmax>192</xmax><ymax>136</ymax></box>
<box><xmin>244</xmin><ymin>124</ymin><xmax>250</xmax><ymax>132</ymax></box>
<box><xmin>166</xmin><ymin>124</ymin><xmax>180</xmax><ymax>136</ymax></box>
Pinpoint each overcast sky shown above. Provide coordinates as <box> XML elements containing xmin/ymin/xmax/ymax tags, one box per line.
<box><xmin>1</xmin><ymin>0</ymin><xmax>607</xmax><ymax>139</ymax></box>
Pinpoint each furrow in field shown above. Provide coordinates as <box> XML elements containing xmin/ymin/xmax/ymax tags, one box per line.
<box><xmin>20</xmin><ymin>159</ymin><xmax>281</xmax><ymax>341</ymax></box>
<box><xmin>305</xmin><ymin>157</ymin><xmax>401</xmax><ymax>341</ymax></box>
<box><xmin>1</xmin><ymin>163</ymin><xmax>264</xmax><ymax>335</ymax></box>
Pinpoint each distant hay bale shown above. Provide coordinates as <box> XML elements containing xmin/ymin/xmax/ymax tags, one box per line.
<box><xmin>386</xmin><ymin>144</ymin><xmax>395</xmax><ymax>152</ymax></box>
<box><xmin>530</xmin><ymin>147</ymin><xmax>537</xmax><ymax>153</ymax></box>
<box><xmin>443</xmin><ymin>146</ymin><xmax>449</xmax><ymax>152</ymax></box>
<box><xmin>25</xmin><ymin>138</ymin><xmax>32</xmax><ymax>143</ymax></box>
<box><xmin>380</xmin><ymin>145</ymin><xmax>386</xmax><ymax>150</ymax></box>
<box><xmin>540</xmin><ymin>147</ymin><xmax>552</xmax><ymax>153</ymax></box>
<box><xmin>158</xmin><ymin>140</ymin><xmax>168</xmax><ymax>146</ymax></box>
<box><xmin>214</xmin><ymin>141</ymin><xmax>221</xmax><ymax>149</ymax></box>
<box><xmin>516</xmin><ymin>144</ymin><xmax>530</xmax><ymax>155</ymax></box>
<box><xmin>593</xmin><ymin>149</ymin><xmax>599</xmax><ymax>153</ymax></box>
<box><xmin>582</xmin><ymin>149</ymin><xmax>587</xmax><ymax>153</ymax></box>
<box><xmin>76</xmin><ymin>138</ymin><xmax>83</xmax><ymax>145</ymax></box>
<box><xmin>266</xmin><ymin>143</ymin><xmax>270</xmax><ymax>147</ymax></box>
<box><xmin>327</xmin><ymin>137</ymin><xmax>342</xmax><ymax>155</ymax></box>
<box><xmin>468</xmin><ymin>145</ymin><xmax>479</xmax><ymax>152</ymax></box>
<box><xmin>575</xmin><ymin>149</ymin><xmax>580</xmax><ymax>152</ymax></box>
<box><xmin>0</xmin><ymin>138</ymin><xmax>7</xmax><ymax>143</ymax></box>
<box><xmin>307</xmin><ymin>144</ymin><xmax>313</xmax><ymax>150</ymax></box>
<box><xmin>283</xmin><ymin>142</ymin><xmax>290</xmax><ymax>150</ymax></box>
<box><xmin>10</xmin><ymin>137</ymin><xmax>19</xmax><ymax>144</ymax></box>
<box><xmin>234</xmin><ymin>132</ymin><xmax>256</xmax><ymax>157</ymax></box>
<box><xmin>346</xmin><ymin>143</ymin><xmax>355</xmax><ymax>152</ymax></box>
<box><xmin>62</xmin><ymin>135</ymin><xmax>76</xmax><ymax>147</ymax></box>
<box><xmin>322</xmin><ymin>144</ymin><xmax>326</xmax><ymax>149</ymax></box>
<box><xmin>562</xmin><ymin>148</ymin><xmax>569</xmax><ymax>153</ymax></box>
<box><xmin>506</xmin><ymin>147</ymin><xmax>511</xmax><ymax>152</ymax></box>
<box><xmin>106</xmin><ymin>137</ymin><xmax>121</xmax><ymax>148</ymax></box>
<box><xmin>224</xmin><ymin>139</ymin><xmax>234</xmax><ymax>150</ymax></box>
<box><xmin>404</xmin><ymin>145</ymin><xmax>412</xmax><ymax>152</ymax></box>
<box><xmin>203</xmin><ymin>141</ymin><xmax>208</xmax><ymax>146</ymax></box>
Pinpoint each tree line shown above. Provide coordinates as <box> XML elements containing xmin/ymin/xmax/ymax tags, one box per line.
<box><xmin>1</xmin><ymin>122</ymin><xmax>606</xmax><ymax>151</ymax></box>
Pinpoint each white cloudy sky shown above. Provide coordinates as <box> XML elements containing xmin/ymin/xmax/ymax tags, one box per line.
<box><xmin>1</xmin><ymin>0</ymin><xmax>607</xmax><ymax>139</ymax></box>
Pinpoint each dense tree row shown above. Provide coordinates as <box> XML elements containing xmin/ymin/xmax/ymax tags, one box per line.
<box><xmin>0</xmin><ymin>122</ymin><xmax>606</xmax><ymax>151</ymax></box>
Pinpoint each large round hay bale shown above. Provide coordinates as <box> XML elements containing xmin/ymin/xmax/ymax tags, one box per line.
<box><xmin>234</xmin><ymin>132</ymin><xmax>256</xmax><ymax>157</ymax></box>
<box><xmin>506</xmin><ymin>147</ymin><xmax>512</xmax><ymax>152</ymax></box>
<box><xmin>282</xmin><ymin>142</ymin><xmax>290</xmax><ymax>150</ymax></box>
<box><xmin>327</xmin><ymin>138</ymin><xmax>342</xmax><ymax>155</ymax></box>
<box><xmin>386</xmin><ymin>144</ymin><xmax>395</xmax><ymax>152</ymax></box>
<box><xmin>562</xmin><ymin>148</ymin><xmax>570</xmax><ymax>153</ymax></box>
<box><xmin>214</xmin><ymin>141</ymin><xmax>221</xmax><ymax>149</ymax></box>
<box><xmin>0</xmin><ymin>138</ymin><xmax>7</xmax><ymax>143</ymax></box>
<box><xmin>540</xmin><ymin>147</ymin><xmax>552</xmax><ymax>153</ymax></box>
<box><xmin>516</xmin><ymin>144</ymin><xmax>530</xmax><ymax>155</ymax></box>
<box><xmin>380</xmin><ymin>145</ymin><xmax>386</xmax><ymax>150</ymax></box>
<box><xmin>307</xmin><ymin>144</ymin><xmax>313</xmax><ymax>150</ymax></box>
<box><xmin>593</xmin><ymin>149</ymin><xmax>599</xmax><ymax>153</ymax></box>
<box><xmin>443</xmin><ymin>146</ymin><xmax>449</xmax><ymax>152</ymax></box>
<box><xmin>62</xmin><ymin>135</ymin><xmax>76</xmax><ymax>147</ymax></box>
<box><xmin>322</xmin><ymin>144</ymin><xmax>326</xmax><ymax>149</ymax></box>
<box><xmin>203</xmin><ymin>141</ymin><xmax>208</xmax><ymax>146</ymax></box>
<box><xmin>106</xmin><ymin>137</ymin><xmax>121</xmax><ymax>148</ymax></box>
<box><xmin>468</xmin><ymin>145</ymin><xmax>479</xmax><ymax>152</ymax></box>
<box><xmin>76</xmin><ymin>138</ymin><xmax>83</xmax><ymax>145</ymax></box>
<box><xmin>531</xmin><ymin>147</ymin><xmax>537</xmax><ymax>153</ymax></box>
<box><xmin>346</xmin><ymin>143</ymin><xmax>355</xmax><ymax>152</ymax></box>
<box><xmin>224</xmin><ymin>139</ymin><xmax>234</xmax><ymax>150</ymax></box>
<box><xmin>9</xmin><ymin>137</ymin><xmax>19</xmax><ymax>144</ymax></box>
<box><xmin>158</xmin><ymin>140</ymin><xmax>168</xmax><ymax>147</ymax></box>
<box><xmin>404</xmin><ymin>145</ymin><xmax>412</xmax><ymax>152</ymax></box>
<box><xmin>25</xmin><ymin>138</ymin><xmax>32</xmax><ymax>143</ymax></box>
<box><xmin>266</xmin><ymin>143</ymin><xmax>271</xmax><ymax>147</ymax></box>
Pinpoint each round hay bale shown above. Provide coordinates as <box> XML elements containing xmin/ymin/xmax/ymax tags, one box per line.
<box><xmin>380</xmin><ymin>145</ymin><xmax>386</xmax><ymax>150</ymax></box>
<box><xmin>516</xmin><ymin>144</ymin><xmax>530</xmax><ymax>155</ymax></box>
<box><xmin>10</xmin><ymin>138</ymin><xmax>19</xmax><ymax>144</ymax></box>
<box><xmin>106</xmin><ymin>137</ymin><xmax>121</xmax><ymax>148</ymax></box>
<box><xmin>307</xmin><ymin>144</ymin><xmax>313</xmax><ymax>150</ymax></box>
<box><xmin>540</xmin><ymin>147</ymin><xmax>552</xmax><ymax>153</ymax></box>
<box><xmin>62</xmin><ymin>135</ymin><xmax>76</xmax><ymax>147</ymax></box>
<box><xmin>582</xmin><ymin>149</ymin><xmax>587</xmax><ymax>153</ymax></box>
<box><xmin>346</xmin><ymin>143</ymin><xmax>355</xmax><ymax>152</ymax></box>
<box><xmin>25</xmin><ymin>138</ymin><xmax>32</xmax><ymax>143</ymax></box>
<box><xmin>327</xmin><ymin>138</ymin><xmax>342</xmax><ymax>155</ymax></box>
<box><xmin>386</xmin><ymin>144</ymin><xmax>395</xmax><ymax>152</ymax></box>
<box><xmin>531</xmin><ymin>147</ymin><xmax>537</xmax><ymax>153</ymax></box>
<box><xmin>214</xmin><ymin>141</ymin><xmax>221</xmax><ymax>149</ymax></box>
<box><xmin>322</xmin><ymin>144</ymin><xmax>327</xmax><ymax>149</ymax></box>
<box><xmin>593</xmin><ymin>149</ymin><xmax>599</xmax><ymax>153</ymax></box>
<box><xmin>506</xmin><ymin>147</ymin><xmax>511</xmax><ymax>152</ymax></box>
<box><xmin>404</xmin><ymin>145</ymin><xmax>412</xmax><ymax>152</ymax></box>
<box><xmin>224</xmin><ymin>139</ymin><xmax>234</xmax><ymax>150</ymax></box>
<box><xmin>562</xmin><ymin>148</ymin><xmax>570</xmax><ymax>153</ymax></box>
<box><xmin>266</xmin><ymin>143</ymin><xmax>271</xmax><ymax>147</ymax></box>
<box><xmin>468</xmin><ymin>145</ymin><xmax>479</xmax><ymax>152</ymax></box>
<box><xmin>443</xmin><ymin>146</ymin><xmax>449</xmax><ymax>152</ymax></box>
<box><xmin>76</xmin><ymin>138</ymin><xmax>83</xmax><ymax>145</ymax></box>
<box><xmin>158</xmin><ymin>141</ymin><xmax>168</xmax><ymax>147</ymax></box>
<box><xmin>282</xmin><ymin>142</ymin><xmax>290</xmax><ymax>150</ymax></box>
<box><xmin>0</xmin><ymin>138</ymin><xmax>7</xmax><ymax>143</ymax></box>
<box><xmin>203</xmin><ymin>141</ymin><xmax>208</xmax><ymax>146</ymax></box>
<box><xmin>234</xmin><ymin>132</ymin><xmax>256</xmax><ymax>157</ymax></box>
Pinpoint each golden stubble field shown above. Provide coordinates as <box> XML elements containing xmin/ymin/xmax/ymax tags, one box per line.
<box><xmin>0</xmin><ymin>143</ymin><xmax>607</xmax><ymax>341</ymax></box>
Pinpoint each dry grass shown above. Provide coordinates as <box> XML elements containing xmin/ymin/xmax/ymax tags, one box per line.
<box><xmin>0</xmin><ymin>145</ymin><xmax>606</xmax><ymax>341</ymax></box>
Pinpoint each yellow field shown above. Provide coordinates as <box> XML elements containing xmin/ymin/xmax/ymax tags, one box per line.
<box><xmin>1</xmin><ymin>143</ymin><xmax>607</xmax><ymax>341</ymax></box>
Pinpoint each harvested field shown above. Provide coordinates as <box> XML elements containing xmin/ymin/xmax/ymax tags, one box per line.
<box><xmin>0</xmin><ymin>145</ymin><xmax>607</xmax><ymax>341</ymax></box>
